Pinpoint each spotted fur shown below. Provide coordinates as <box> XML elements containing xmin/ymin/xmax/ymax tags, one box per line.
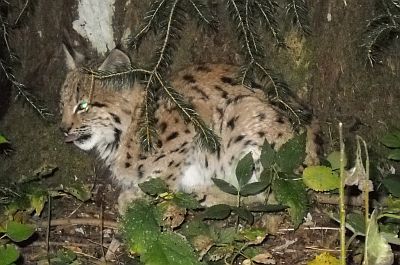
<box><xmin>60</xmin><ymin>48</ymin><xmax>319</xmax><ymax>212</ymax></box>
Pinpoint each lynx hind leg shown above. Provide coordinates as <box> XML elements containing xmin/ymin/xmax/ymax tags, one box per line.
<box><xmin>117</xmin><ymin>186</ymin><xmax>145</xmax><ymax>214</ymax></box>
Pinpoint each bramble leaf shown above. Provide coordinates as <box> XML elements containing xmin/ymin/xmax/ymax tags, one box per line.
<box><xmin>240</xmin><ymin>181</ymin><xmax>269</xmax><ymax>196</ymax></box>
<box><xmin>236</xmin><ymin>152</ymin><xmax>254</xmax><ymax>187</ymax></box>
<box><xmin>123</xmin><ymin>200</ymin><xmax>201</xmax><ymax>265</ymax></box>
<box><xmin>326</xmin><ymin>151</ymin><xmax>347</xmax><ymax>170</ymax></box>
<box><xmin>388</xmin><ymin>149</ymin><xmax>400</xmax><ymax>161</ymax></box>
<box><xmin>276</xmin><ymin>133</ymin><xmax>306</xmax><ymax>173</ymax></box>
<box><xmin>273</xmin><ymin>178</ymin><xmax>308</xmax><ymax>228</ymax></box>
<box><xmin>382</xmin><ymin>175</ymin><xmax>400</xmax><ymax>197</ymax></box>
<box><xmin>171</xmin><ymin>192</ymin><xmax>202</xmax><ymax>210</ymax></box>
<box><xmin>6</xmin><ymin>221</ymin><xmax>35</xmax><ymax>242</ymax></box>
<box><xmin>303</xmin><ymin>166</ymin><xmax>340</xmax><ymax>191</ymax></box>
<box><xmin>260</xmin><ymin>140</ymin><xmax>276</xmax><ymax>169</ymax></box>
<box><xmin>139</xmin><ymin>178</ymin><xmax>169</xmax><ymax>196</ymax></box>
<box><xmin>232</xmin><ymin>207</ymin><xmax>254</xmax><ymax>224</ymax></box>
<box><xmin>0</xmin><ymin>244</ymin><xmax>19</xmax><ymax>265</ymax></box>
<box><xmin>212</xmin><ymin>178</ymin><xmax>238</xmax><ymax>195</ymax></box>
<box><xmin>202</xmin><ymin>204</ymin><xmax>231</xmax><ymax>220</ymax></box>
<box><xmin>381</xmin><ymin>131</ymin><xmax>400</xmax><ymax>148</ymax></box>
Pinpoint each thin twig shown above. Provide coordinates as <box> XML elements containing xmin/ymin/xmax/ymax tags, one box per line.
<box><xmin>339</xmin><ymin>122</ymin><xmax>346</xmax><ymax>265</ymax></box>
<box><xmin>46</xmin><ymin>195</ymin><xmax>51</xmax><ymax>262</ymax></box>
<box><xmin>14</xmin><ymin>0</ymin><xmax>30</xmax><ymax>25</ymax></box>
<box><xmin>100</xmin><ymin>203</ymin><xmax>107</xmax><ymax>263</ymax></box>
<box><xmin>39</xmin><ymin>218</ymin><xmax>118</xmax><ymax>229</ymax></box>
<box><xmin>29</xmin><ymin>241</ymin><xmax>110</xmax><ymax>249</ymax></box>
<box><xmin>278</xmin><ymin>226</ymin><xmax>340</xmax><ymax>233</ymax></box>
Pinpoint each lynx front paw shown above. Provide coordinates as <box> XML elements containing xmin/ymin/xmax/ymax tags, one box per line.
<box><xmin>117</xmin><ymin>187</ymin><xmax>144</xmax><ymax>215</ymax></box>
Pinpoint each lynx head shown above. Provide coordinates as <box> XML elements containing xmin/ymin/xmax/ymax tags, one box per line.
<box><xmin>59</xmin><ymin>46</ymin><xmax>132</xmax><ymax>162</ymax></box>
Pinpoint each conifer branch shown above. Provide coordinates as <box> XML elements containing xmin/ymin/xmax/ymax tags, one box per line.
<box><xmin>14</xmin><ymin>0</ymin><xmax>30</xmax><ymax>25</ymax></box>
<box><xmin>82</xmin><ymin>67</ymin><xmax>150</xmax><ymax>89</ymax></box>
<box><xmin>139</xmin><ymin>82</ymin><xmax>158</xmax><ymax>152</ymax></box>
<box><xmin>188</xmin><ymin>0</ymin><xmax>218</xmax><ymax>29</ymax></box>
<box><xmin>0</xmin><ymin>1</ymin><xmax>51</xmax><ymax>120</ymax></box>
<box><xmin>0</xmin><ymin>59</ymin><xmax>52</xmax><ymax>120</ymax></box>
<box><xmin>285</xmin><ymin>0</ymin><xmax>311</xmax><ymax>35</ymax></box>
<box><xmin>127</xmin><ymin>0</ymin><xmax>167</xmax><ymax>49</ymax></box>
<box><xmin>255</xmin><ymin>0</ymin><xmax>285</xmax><ymax>46</ymax></box>
<box><xmin>154</xmin><ymin>73</ymin><xmax>220</xmax><ymax>152</ymax></box>
<box><xmin>254</xmin><ymin>62</ymin><xmax>302</xmax><ymax>126</ymax></box>
<box><xmin>227</xmin><ymin>0</ymin><xmax>256</xmax><ymax>61</ymax></box>
<box><xmin>362</xmin><ymin>0</ymin><xmax>400</xmax><ymax>66</ymax></box>
<box><xmin>244</xmin><ymin>0</ymin><xmax>261</xmax><ymax>56</ymax></box>
<box><xmin>152</xmin><ymin>0</ymin><xmax>181</xmax><ymax>75</ymax></box>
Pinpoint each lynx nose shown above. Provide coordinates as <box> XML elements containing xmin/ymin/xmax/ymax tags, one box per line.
<box><xmin>59</xmin><ymin>123</ymin><xmax>72</xmax><ymax>134</ymax></box>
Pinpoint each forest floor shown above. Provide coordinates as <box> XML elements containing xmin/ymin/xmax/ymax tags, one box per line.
<box><xmin>17</xmin><ymin>175</ymin><xmax>386</xmax><ymax>265</ymax></box>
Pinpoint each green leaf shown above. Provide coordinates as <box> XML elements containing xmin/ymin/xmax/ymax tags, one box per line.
<box><xmin>212</xmin><ymin>178</ymin><xmax>238</xmax><ymax>195</ymax></box>
<box><xmin>202</xmin><ymin>204</ymin><xmax>231</xmax><ymax>220</ymax></box>
<box><xmin>6</xmin><ymin>221</ymin><xmax>35</xmax><ymax>242</ymax></box>
<box><xmin>381</xmin><ymin>132</ymin><xmax>400</xmax><ymax>148</ymax></box>
<box><xmin>181</xmin><ymin>219</ymin><xmax>212</xmax><ymax>239</ymax></box>
<box><xmin>259</xmin><ymin>168</ymin><xmax>273</xmax><ymax>183</ymax></box>
<box><xmin>308</xmin><ymin>252</ymin><xmax>340</xmax><ymax>265</ymax></box>
<box><xmin>272</xmin><ymin>179</ymin><xmax>308</xmax><ymax>228</ymax></box>
<box><xmin>0</xmin><ymin>134</ymin><xmax>10</xmax><ymax>144</ymax></box>
<box><xmin>55</xmin><ymin>249</ymin><xmax>78</xmax><ymax>263</ymax></box>
<box><xmin>216</xmin><ymin>227</ymin><xmax>237</xmax><ymax>244</ymax></box>
<box><xmin>62</xmin><ymin>183</ymin><xmax>92</xmax><ymax>202</ymax></box>
<box><xmin>326</xmin><ymin>151</ymin><xmax>347</xmax><ymax>170</ymax></box>
<box><xmin>382</xmin><ymin>175</ymin><xmax>400</xmax><ymax>197</ymax></box>
<box><xmin>346</xmin><ymin>213</ymin><xmax>366</xmax><ymax>235</ymax></box>
<box><xmin>123</xmin><ymin>200</ymin><xmax>201</xmax><ymax>265</ymax></box>
<box><xmin>239</xmin><ymin>228</ymin><xmax>266</xmax><ymax>243</ymax></box>
<box><xmin>139</xmin><ymin>178</ymin><xmax>169</xmax><ymax>196</ymax></box>
<box><xmin>276</xmin><ymin>133</ymin><xmax>306</xmax><ymax>173</ymax></box>
<box><xmin>302</xmin><ymin>166</ymin><xmax>340</xmax><ymax>191</ymax></box>
<box><xmin>142</xmin><ymin>231</ymin><xmax>202</xmax><ymax>265</ymax></box>
<box><xmin>388</xmin><ymin>149</ymin><xmax>400</xmax><ymax>161</ymax></box>
<box><xmin>247</xmin><ymin>204</ymin><xmax>288</xmax><ymax>212</ymax></box>
<box><xmin>18</xmin><ymin>164</ymin><xmax>58</xmax><ymax>184</ymax></box>
<box><xmin>260</xmin><ymin>140</ymin><xmax>276</xmax><ymax>169</ymax></box>
<box><xmin>171</xmin><ymin>192</ymin><xmax>202</xmax><ymax>210</ymax></box>
<box><xmin>365</xmin><ymin>210</ymin><xmax>394</xmax><ymax>265</ymax></box>
<box><xmin>123</xmin><ymin>200</ymin><xmax>160</xmax><ymax>254</ymax></box>
<box><xmin>236</xmin><ymin>152</ymin><xmax>254</xmax><ymax>187</ymax></box>
<box><xmin>231</xmin><ymin>207</ymin><xmax>254</xmax><ymax>224</ymax></box>
<box><xmin>240</xmin><ymin>181</ymin><xmax>269</xmax><ymax>196</ymax></box>
<box><xmin>0</xmin><ymin>244</ymin><xmax>19</xmax><ymax>265</ymax></box>
<box><xmin>381</xmin><ymin>232</ymin><xmax>400</xmax><ymax>245</ymax></box>
<box><xmin>328</xmin><ymin>212</ymin><xmax>365</xmax><ymax>236</ymax></box>
<box><xmin>29</xmin><ymin>193</ymin><xmax>47</xmax><ymax>216</ymax></box>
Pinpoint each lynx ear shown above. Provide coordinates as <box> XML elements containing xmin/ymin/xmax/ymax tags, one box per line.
<box><xmin>62</xmin><ymin>44</ymin><xmax>85</xmax><ymax>71</ymax></box>
<box><xmin>98</xmin><ymin>49</ymin><xmax>131</xmax><ymax>72</ymax></box>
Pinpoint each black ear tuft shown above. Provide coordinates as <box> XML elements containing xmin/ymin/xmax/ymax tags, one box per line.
<box><xmin>98</xmin><ymin>49</ymin><xmax>131</xmax><ymax>73</ymax></box>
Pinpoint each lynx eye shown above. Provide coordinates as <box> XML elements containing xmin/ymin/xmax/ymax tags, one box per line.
<box><xmin>75</xmin><ymin>100</ymin><xmax>90</xmax><ymax>113</ymax></box>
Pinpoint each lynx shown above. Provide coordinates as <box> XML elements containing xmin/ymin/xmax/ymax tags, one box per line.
<box><xmin>60</xmin><ymin>48</ymin><xmax>319</xmax><ymax>213</ymax></box>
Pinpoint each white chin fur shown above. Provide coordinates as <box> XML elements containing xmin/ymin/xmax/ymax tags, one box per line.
<box><xmin>74</xmin><ymin>134</ymin><xmax>98</xmax><ymax>151</ymax></box>
<box><xmin>74</xmin><ymin>127</ymin><xmax>116</xmax><ymax>154</ymax></box>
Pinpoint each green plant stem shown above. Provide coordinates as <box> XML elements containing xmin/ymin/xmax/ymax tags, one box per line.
<box><xmin>230</xmin><ymin>243</ymin><xmax>249</xmax><ymax>265</ymax></box>
<box><xmin>235</xmin><ymin>191</ymin><xmax>241</xmax><ymax>232</ymax></box>
<box><xmin>339</xmin><ymin>122</ymin><xmax>346</xmax><ymax>265</ymax></box>
<box><xmin>358</xmin><ymin>136</ymin><xmax>370</xmax><ymax>265</ymax></box>
<box><xmin>378</xmin><ymin>213</ymin><xmax>400</xmax><ymax>220</ymax></box>
<box><xmin>346</xmin><ymin>232</ymin><xmax>358</xmax><ymax>250</ymax></box>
